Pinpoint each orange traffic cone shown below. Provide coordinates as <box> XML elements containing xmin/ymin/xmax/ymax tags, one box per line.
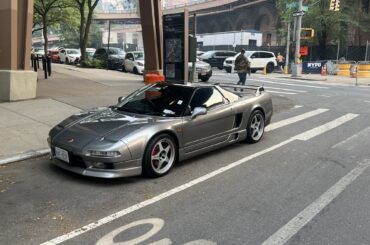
<box><xmin>321</xmin><ymin>65</ymin><xmax>327</xmax><ymax>76</ymax></box>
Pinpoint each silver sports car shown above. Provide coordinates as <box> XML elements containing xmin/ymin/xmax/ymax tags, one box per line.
<box><xmin>48</xmin><ymin>82</ymin><xmax>273</xmax><ymax>178</ymax></box>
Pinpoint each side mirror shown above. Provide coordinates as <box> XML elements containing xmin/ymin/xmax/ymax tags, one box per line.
<box><xmin>191</xmin><ymin>107</ymin><xmax>207</xmax><ymax>119</ymax></box>
<box><xmin>118</xmin><ymin>96</ymin><xmax>125</xmax><ymax>103</ymax></box>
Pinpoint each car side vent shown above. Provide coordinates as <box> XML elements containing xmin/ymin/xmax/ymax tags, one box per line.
<box><xmin>233</xmin><ymin>113</ymin><xmax>243</xmax><ymax>128</ymax></box>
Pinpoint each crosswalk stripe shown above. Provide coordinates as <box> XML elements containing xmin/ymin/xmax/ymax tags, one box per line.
<box><xmin>266</xmin><ymin>109</ymin><xmax>329</xmax><ymax>132</ymax></box>
<box><xmin>266</xmin><ymin>90</ymin><xmax>297</xmax><ymax>95</ymax></box>
<box><xmin>251</xmin><ymin>79</ymin><xmax>329</xmax><ymax>89</ymax></box>
<box><xmin>265</xmin><ymin>86</ymin><xmax>307</xmax><ymax>93</ymax></box>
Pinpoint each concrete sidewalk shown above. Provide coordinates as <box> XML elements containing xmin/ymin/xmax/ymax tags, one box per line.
<box><xmin>0</xmin><ymin>64</ymin><xmax>144</xmax><ymax>164</ymax></box>
<box><xmin>0</xmin><ymin>64</ymin><xmax>369</xmax><ymax>165</ymax></box>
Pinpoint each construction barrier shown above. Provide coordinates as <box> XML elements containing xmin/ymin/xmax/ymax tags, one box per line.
<box><xmin>357</xmin><ymin>62</ymin><xmax>370</xmax><ymax>78</ymax></box>
<box><xmin>337</xmin><ymin>63</ymin><xmax>351</xmax><ymax>76</ymax></box>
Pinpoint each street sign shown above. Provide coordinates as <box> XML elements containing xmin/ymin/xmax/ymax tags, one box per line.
<box><xmin>292</xmin><ymin>11</ymin><xmax>305</xmax><ymax>17</ymax></box>
<box><xmin>287</xmin><ymin>3</ymin><xmax>308</xmax><ymax>11</ymax></box>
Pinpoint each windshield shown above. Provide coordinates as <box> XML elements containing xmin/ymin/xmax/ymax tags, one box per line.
<box><xmin>116</xmin><ymin>83</ymin><xmax>195</xmax><ymax>117</ymax></box>
<box><xmin>109</xmin><ymin>48</ymin><xmax>125</xmax><ymax>55</ymax></box>
<box><xmin>134</xmin><ymin>52</ymin><xmax>144</xmax><ymax>60</ymax></box>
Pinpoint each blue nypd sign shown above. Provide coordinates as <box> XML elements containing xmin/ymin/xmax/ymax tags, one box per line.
<box><xmin>302</xmin><ymin>61</ymin><xmax>327</xmax><ymax>74</ymax></box>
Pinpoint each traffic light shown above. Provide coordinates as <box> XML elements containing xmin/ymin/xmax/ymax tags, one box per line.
<box><xmin>329</xmin><ymin>0</ymin><xmax>340</xmax><ymax>11</ymax></box>
<box><xmin>301</xmin><ymin>28</ymin><xmax>315</xmax><ymax>39</ymax></box>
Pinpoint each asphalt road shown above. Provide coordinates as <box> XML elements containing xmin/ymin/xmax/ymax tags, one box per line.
<box><xmin>1</xmin><ymin>69</ymin><xmax>370</xmax><ymax>245</ymax></box>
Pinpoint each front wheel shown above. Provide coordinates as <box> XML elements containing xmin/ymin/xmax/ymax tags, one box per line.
<box><xmin>142</xmin><ymin>134</ymin><xmax>178</xmax><ymax>178</ymax></box>
<box><xmin>246</xmin><ymin>110</ymin><xmax>265</xmax><ymax>143</ymax></box>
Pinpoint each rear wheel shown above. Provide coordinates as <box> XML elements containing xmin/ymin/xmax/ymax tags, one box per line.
<box><xmin>246</xmin><ymin>110</ymin><xmax>265</xmax><ymax>143</ymax></box>
<box><xmin>142</xmin><ymin>134</ymin><xmax>177</xmax><ymax>178</ymax></box>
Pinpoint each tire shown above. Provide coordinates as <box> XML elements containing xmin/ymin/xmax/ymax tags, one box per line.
<box><xmin>142</xmin><ymin>134</ymin><xmax>178</xmax><ymax>178</ymax></box>
<box><xmin>251</xmin><ymin>69</ymin><xmax>257</xmax><ymax>73</ymax></box>
<box><xmin>225</xmin><ymin>67</ymin><xmax>231</xmax><ymax>73</ymax></box>
<box><xmin>133</xmin><ymin>67</ymin><xmax>139</xmax><ymax>74</ymax></box>
<box><xmin>266</xmin><ymin>63</ymin><xmax>274</xmax><ymax>73</ymax></box>
<box><xmin>66</xmin><ymin>58</ymin><xmax>70</xmax><ymax>65</ymax></box>
<box><xmin>122</xmin><ymin>64</ymin><xmax>126</xmax><ymax>72</ymax></box>
<box><xmin>246</xmin><ymin>110</ymin><xmax>265</xmax><ymax>143</ymax></box>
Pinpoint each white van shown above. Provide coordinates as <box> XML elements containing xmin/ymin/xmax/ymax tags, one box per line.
<box><xmin>223</xmin><ymin>51</ymin><xmax>277</xmax><ymax>73</ymax></box>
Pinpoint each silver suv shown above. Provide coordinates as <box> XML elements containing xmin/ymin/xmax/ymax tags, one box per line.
<box><xmin>223</xmin><ymin>51</ymin><xmax>277</xmax><ymax>73</ymax></box>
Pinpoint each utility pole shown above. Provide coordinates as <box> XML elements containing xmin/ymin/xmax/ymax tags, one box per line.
<box><xmin>191</xmin><ymin>13</ymin><xmax>197</xmax><ymax>82</ymax></box>
<box><xmin>285</xmin><ymin>20</ymin><xmax>291</xmax><ymax>74</ymax></box>
<box><xmin>292</xmin><ymin>0</ymin><xmax>303</xmax><ymax>77</ymax></box>
<box><xmin>365</xmin><ymin>40</ymin><xmax>369</xmax><ymax>62</ymax></box>
<box><xmin>336</xmin><ymin>39</ymin><xmax>340</xmax><ymax>61</ymax></box>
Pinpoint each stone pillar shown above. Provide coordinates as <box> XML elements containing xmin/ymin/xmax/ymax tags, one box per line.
<box><xmin>138</xmin><ymin>0</ymin><xmax>163</xmax><ymax>73</ymax></box>
<box><xmin>0</xmin><ymin>0</ymin><xmax>37</xmax><ymax>102</ymax></box>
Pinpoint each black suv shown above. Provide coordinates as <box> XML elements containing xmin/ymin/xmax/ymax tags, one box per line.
<box><xmin>198</xmin><ymin>50</ymin><xmax>236</xmax><ymax>69</ymax></box>
<box><xmin>93</xmin><ymin>47</ymin><xmax>126</xmax><ymax>69</ymax></box>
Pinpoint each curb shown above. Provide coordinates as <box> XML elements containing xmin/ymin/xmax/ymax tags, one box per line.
<box><xmin>0</xmin><ymin>148</ymin><xmax>50</xmax><ymax>166</ymax></box>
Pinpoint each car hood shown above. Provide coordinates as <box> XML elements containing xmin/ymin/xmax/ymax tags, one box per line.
<box><xmin>52</xmin><ymin>108</ymin><xmax>171</xmax><ymax>148</ymax></box>
<box><xmin>109</xmin><ymin>54</ymin><xmax>125</xmax><ymax>59</ymax></box>
<box><xmin>68</xmin><ymin>54</ymin><xmax>81</xmax><ymax>58</ymax></box>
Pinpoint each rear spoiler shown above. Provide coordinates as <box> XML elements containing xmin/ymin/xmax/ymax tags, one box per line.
<box><xmin>215</xmin><ymin>83</ymin><xmax>265</xmax><ymax>95</ymax></box>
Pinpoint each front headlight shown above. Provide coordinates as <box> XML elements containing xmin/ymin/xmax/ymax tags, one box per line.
<box><xmin>86</xmin><ymin>150</ymin><xmax>121</xmax><ymax>158</ymax></box>
<box><xmin>137</xmin><ymin>62</ymin><xmax>144</xmax><ymax>66</ymax></box>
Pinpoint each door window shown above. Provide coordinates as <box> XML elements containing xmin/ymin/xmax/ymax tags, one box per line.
<box><xmin>190</xmin><ymin>87</ymin><xmax>224</xmax><ymax>111</ymax></box>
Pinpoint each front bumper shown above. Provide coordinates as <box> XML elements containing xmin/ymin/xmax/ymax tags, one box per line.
<box><xmin>50</xmin><ymin>149</ymin><xmax>142</xmax><ymax>178</ymax></box>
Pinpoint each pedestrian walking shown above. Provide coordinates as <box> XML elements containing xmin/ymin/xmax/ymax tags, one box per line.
<box><xmin>276</xmin><ymin>52</ymin><xmax>285</xmax><ymax>72</ymax></box>
<box><xmin>235</xmin><ymin>49</ymin><xmax>249</xmax><ymax>86</ymax></box>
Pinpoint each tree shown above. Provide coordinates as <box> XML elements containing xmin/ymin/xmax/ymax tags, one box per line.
<box><xmin>33</xmin><ymin>0</ymin><xmax>70</xmax><ymax>55</ymax></box>
<box><xmin>73</xmin><ymin>0</ymin><xmax>100</xmax><ymax>65</ymax></box>
<box><xmin>276</xmin><ymin>0</ymin><xmax>369</xmax><ymax>58</ymax></box>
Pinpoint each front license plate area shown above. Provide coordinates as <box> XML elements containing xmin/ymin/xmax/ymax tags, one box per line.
<box><xmin>55</xmin><ymin>147</ymin><xmax>69</xmax><ymax>163</ymax></box>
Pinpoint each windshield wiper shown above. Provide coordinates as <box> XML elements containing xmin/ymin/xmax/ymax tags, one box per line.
<box><xmin>115</xmin><ymin>107</ymin><xmax>141</xmax><ymax>113</ymax></box>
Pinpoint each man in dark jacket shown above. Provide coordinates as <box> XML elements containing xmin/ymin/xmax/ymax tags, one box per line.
<box><xmin>234</xmin><ymin>49</ymin><xmax>249</xmax><ymax>85</ymax></box>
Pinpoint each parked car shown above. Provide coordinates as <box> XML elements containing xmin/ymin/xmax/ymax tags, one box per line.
<box><xmin>223</xmin><ymin>51</ymin><xmax>277</xmax><ymax>73</ymax></box>
<box><xmin>93</xmin><ymin>47</ymin><xmax>125</xmax><ymax>69</ymax></box>
<box><xmin>198</xmin><ymin>50</ymin><xmax>236</xmax><ymax>69</ymax></box>
<box><xmin>32</xmin><ymin>47</ymin><xmax>45</xmax><ymax>59</ymax></box>
<box><xmin>48</xmin><ymin>82</ymin><xmax>272</xmax><ymax>178</ymax></box>
<box><xmin>189</xmin><ymin>58</ymin><xmax>213</xmax><ymax>82</ymax></box>
<box><xmin>196</xmin><ymin>51</ymin><xmax>205</xmax><ymax>57</ymax></box>
<box><xmin>60</xmin><ymin>49</ymin><xmax>81</xmax><ymax>64</ymax></box>
<box><xmin>122</xmin><ymin>51</ymin><xmax>145</xmax><ymax>74</ymax></box>
<box><xmin>49</xmin><ymin>50</ymin><xmax>60</xmax><ymax>63</ymax></box>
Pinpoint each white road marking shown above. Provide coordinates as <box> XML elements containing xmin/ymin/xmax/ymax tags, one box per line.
<box><xmin>293</xmin><ymin>105</ymin><xmax>303</xmax><ymax>109</ymax></box>
<box><xmin>266</xmin><ymin>90</ymin><xmax>297</xmax><ymax>95</ymax></box>
<box><xmin>332</xmin><ymin>126</ymin><xmax>370</xmax><ymax>150</ymax></box>
<box><xmin>318</xmin><ymin>94</ymin><xmax>331</xmax><ymax>98</ymax></box>
<box><xmin>264</xmin><ymin>86</ymin><xmax>307</xmax><ymax>93</ymax></box>
<box><xmin>40</xmin><ymin>115</ymin><xmax>358</xmax><ymax>245</ymax></box>
<box><xmin>364</xmin><ymin>100</ymin><xmax>370</xmax><ymax>103</ymax></box>
<box><xmin>252</xmin><ymin>79</ymin><xmax>329</xmax><ymax>89</ymax></box>
<box><xmin>293</xmin><ymin>113</ymin><xmax>359</xmax><ymax>141</ymax></box>
<box><xmin>266</xmin><ymin>109</ymin><xmax>329</xmax><ymax>132</ymax></box>
<box><xmin>261</xmin><ymin>159</ymin><xmax>370</xmax><ymax>245</ymax></box>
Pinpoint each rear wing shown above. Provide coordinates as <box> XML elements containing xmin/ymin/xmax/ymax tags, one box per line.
<box><xmin>215</xmin><ymin>83</ymin><xmax>265</xmax><ymax>96</ymax></box>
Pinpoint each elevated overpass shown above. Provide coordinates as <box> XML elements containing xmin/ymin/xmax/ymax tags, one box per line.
<box><xmin>95</xmin><ymin>0</ymin><xmax>278</xmax><ymax>46</ymax></box>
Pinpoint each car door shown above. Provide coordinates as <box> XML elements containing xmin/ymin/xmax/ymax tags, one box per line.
<box><xmin>248</xmin><ymin>51</ymin><xmax>260</xmax><ymax>68</ymax></box>
<box><xmin>182</xmin><ymin>87</ymin><xmax>235</xmax><ymax>153</ymax></box>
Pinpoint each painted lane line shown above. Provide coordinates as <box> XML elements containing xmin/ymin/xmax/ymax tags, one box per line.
<box><xmin>293</xmin><ymin>105</ymin><xmax>303</xmax><ymax>109</ymax></box>
<box><xmin>251</xmin><ymin>79</ymin><xmax>329</xmax><ymax>89</ymax></box>
<box><xmin>332</xmin><ymin>126</ymin><xmax>370</xmax><ymax>150</ymax></box>
<box><xmin>364</xmin><ymin>100</ymin><xmax>370</xmax><ymax>103</ymax></box>
<box><xmin>40</xmin><ymin>115</ymin><xmax>358</xmax><ymax>245</ymax></box>
<box><xmin>293</xmin><ymin>113</ymin><xmax>359</xmax><ymax>141</ymax></box>
<box><xmin>266</xmin><ymin>109</ymin><xmax>329</xmax><ymax>132</ymax></box>
<box><xmin>266</xmin><ymin>90</ymin><xmax>297</xmax><ymax>95</ymax></box>
<box><xmin>264</xmin><ymin>86</ymin><xmax>307</xmax><ymax>93</ymax></box>
<box><xmin>261</xmin><ymin>159</ymin><xmax>370</xmax><ymax>245</ymax></box>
